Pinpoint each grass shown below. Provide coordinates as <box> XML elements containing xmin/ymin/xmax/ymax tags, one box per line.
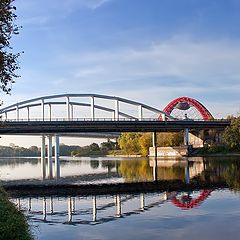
<box><xmin>0</xmin><ymin>187</ymin><xmax>32</xmax><ymax>240</ymax></box>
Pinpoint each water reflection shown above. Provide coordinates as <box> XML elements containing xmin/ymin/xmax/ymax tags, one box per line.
<box><xmin>12</xmin><ymin>190</ymin><xmax>213</xmax><ymax>226</ymax></box>
<box><xmin>2</xmin><ymin>157</ymin><xmax>240</xmax><ymax>190</ymax></box>
<box><xmin>5</xmin><ymin>157</ymin><xmax>240</xmax><ymax>240</ymax></box>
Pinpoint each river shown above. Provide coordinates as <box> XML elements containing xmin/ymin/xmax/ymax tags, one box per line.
<box><xmin>1</xmin><ymin>156</ymin><xmax>240</xmax><ymax>240</ymax></box>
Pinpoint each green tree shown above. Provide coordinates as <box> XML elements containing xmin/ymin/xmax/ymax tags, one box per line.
<box><xmin>157</xmin><ymin>132</ymin><xmax>184</xmax><ymax>147</ymax></box>
<box><xmin>0</xmin><ymin>0</ymin><xmax>21</xmax><ymax>93</ymax></box>
<box><xmin>223</xmin><ymin>116</ymin><xmax>240</xmax><ymax>151</ymax></box>
<box><xmin>138</xmin><ymin>133</ymin><xmax>152</xmax><ymax>156</ymax></box>
<box><xmin>118</xmin><ymin>133</ymin><xmax>141</xmax><ymax>155</ymax></box>
<box><xmin>89</xmin><ymin>143</ymin><xmax>100</xmax><ymax>151</ymax></box>
<box><xmin>100</xmin><ymin>141</ymin><xmax>116</xmax><ymax>151</ymax></box>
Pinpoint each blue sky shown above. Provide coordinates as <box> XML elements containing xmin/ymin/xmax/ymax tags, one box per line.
<box><xmin>1</xmin><ymin>0</ymin><xmax>240</xmax><ymax>147</ymax></box>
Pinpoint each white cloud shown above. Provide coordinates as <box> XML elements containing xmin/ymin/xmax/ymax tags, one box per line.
<box><xmin>77</xmin><ymin>0</ymin><xmax>112</xmax><ymax>9</ymax></box>
<box><xmin>61</xmin><ymin>37</ymin><xmax>240</xmax><ymax>88</ymax></box>
<box><xmin>17</xmin><ymin>0</ymin><xmax>112</xmax><ymax>27</ymax></box>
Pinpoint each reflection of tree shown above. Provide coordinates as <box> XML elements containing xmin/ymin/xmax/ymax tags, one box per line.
<box><xmin>119</xmin><ymin>160</ymin><xmax>186</xmax><ymax>182</ymax></box>
<box><xmin>101</xmin><ymin>160</ymin><xmax>117</xmax><ymax>173</ymax></box>
<box><xmin>156</xmin><ymin>166</ymin><xmax>185</xmax><ymax>181</ymax></box>
<box><xmin>223</xmin><ymin>162</ymin><xmax>240</xmax><ymax>190</ymax></box>
<box><xmin>90</xmin><ymin>160</ymin><xmax>100</xmax><ymax>169</ymax></box>
<box><xmin>118</xmin><ymin>160</ymin><xmax>152</xmax><ymax>181</ymax></box>
<box><xmin>195</xmin><ymin>158</ymin><xmax>240</xmax><ymax>191</ymax></box>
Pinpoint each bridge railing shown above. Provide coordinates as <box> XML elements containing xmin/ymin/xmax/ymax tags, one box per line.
<box><xmin>0</xmin><ymin>117</ymin><xmax>229</xmax><ymax>122</ymax></box>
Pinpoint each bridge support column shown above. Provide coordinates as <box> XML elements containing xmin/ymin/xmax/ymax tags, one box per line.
<box><xmin>55</xmin><ymin>135</ymin><xmax>60</xmax><ymax>178</ymax></box>
<box><xmin>47</xmin><ymin>136</ymin><xmax>53</xmax><ymax>179</ymax></box>
<box><xmin>184</xmin><ymin>128</ymin><xmax>189</xmax><ymax>146</ymax></box>
<box><xmin>152</xmin><ymin>132</ymin><xmax>158</xmax><ymax>181</ymax></box>
<box><xmin>41</xmin><ymin>135</ymin><xmax>46</xmax><ymax>179</ymax></box>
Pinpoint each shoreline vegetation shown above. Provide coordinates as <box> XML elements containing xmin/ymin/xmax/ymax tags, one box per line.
<box><xmin>0</xmin><ymin>142</ymin><xmax>239</xmax><ymax>159</ymax></box>
<box><xmin>0</xmin><ymin>187</ymin><xmax>32</xmax><ymax>240</ymax></box>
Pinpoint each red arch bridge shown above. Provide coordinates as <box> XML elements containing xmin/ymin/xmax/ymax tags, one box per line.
<box><xmin>0</xmin><ymin>94</ymin><xmax>230</xmax><ymax>179</ymax></box>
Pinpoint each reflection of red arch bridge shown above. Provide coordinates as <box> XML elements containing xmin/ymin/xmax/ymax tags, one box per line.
<box><xmin>171</xmin><ymin>190</ymin><xmax>212</xmax><ymax>209</ymax></box>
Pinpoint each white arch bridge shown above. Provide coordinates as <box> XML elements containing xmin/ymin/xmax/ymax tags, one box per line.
<box><xmin>0</xmin><ymin>93</ymin><xmax>172</xmax><ymax>122</ymax></box>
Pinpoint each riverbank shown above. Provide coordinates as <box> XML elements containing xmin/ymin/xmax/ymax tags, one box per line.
<box><xmin>0</xmin><ymin>187</ymin><xmax>32</xmax><ymax>240</ymax></box>
<box><xmin>190</xmin><ymin>146</ymin><xmax>240</xmax><ymax>157</ymax></box>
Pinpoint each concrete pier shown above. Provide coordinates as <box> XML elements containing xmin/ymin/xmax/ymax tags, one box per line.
<box><xmin>47</xmin><ymin>136</ymin><xmax>53</xmax><ymax>179</ymax></box>
<box><xmin>41</xmin><ymin>136</ymin><xmax>46</xmax><ymax>179</ymax></box>
<box><xmin>55</xmin><ymin>135</ymin><xmax>60</xmax><ymax>178</ymax></box>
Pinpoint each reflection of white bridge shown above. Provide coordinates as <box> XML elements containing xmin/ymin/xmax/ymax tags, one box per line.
<box><xmin>13</xmin><ymin>189</ymin><xmax>212</xmax><ymax>225</ymax></box>
<box><xmin>13</xmin><ymin>192</ymin><xmax>177</xmax><ymax>225</ymax></box>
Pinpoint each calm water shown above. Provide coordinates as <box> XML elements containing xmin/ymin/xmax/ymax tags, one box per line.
<box><xmin>2</xmin><ymin>156</ymin><xmax>240</xmax><ymax>240</ymax></box>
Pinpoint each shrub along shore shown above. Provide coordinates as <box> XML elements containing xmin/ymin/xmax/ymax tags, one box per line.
<box><xmin>0</xmin><ymin>186</ymin><xmax>32</xmax><ymax>240</ymax></box>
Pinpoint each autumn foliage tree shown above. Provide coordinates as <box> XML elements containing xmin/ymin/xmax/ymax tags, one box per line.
<box><xmin>0</xmin><ymin>0</ymin><xmax>20</xmax><ymax>94</ymax></box>
<box><xmin>118</xmin><ymin>132</ymin><xmax>184</xmax><ymax>156</ymax></box>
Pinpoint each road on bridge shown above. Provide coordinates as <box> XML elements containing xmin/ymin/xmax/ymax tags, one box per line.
<box><xmin>0</xmin><ymin>120</ymin><xmax>230</xmax><ymax>135</ymax></box>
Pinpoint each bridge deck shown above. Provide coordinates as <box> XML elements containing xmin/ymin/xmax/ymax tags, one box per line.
<box><xmin>0</xmin><ymin>120</ymin><xmax>230</xmax><ymax>134</ymax></box>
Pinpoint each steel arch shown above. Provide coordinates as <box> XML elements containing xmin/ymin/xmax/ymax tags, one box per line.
<box><xmin>0</xmin><ymin>93</ymin><xmax>174</xmax><ymax>121</ymax></box>
<box><xmin>162</xmin><ymin>96</ymin><xmax>213</xmax><ymax>121</ymax></box>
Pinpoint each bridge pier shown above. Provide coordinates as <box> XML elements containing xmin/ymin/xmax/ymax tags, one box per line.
<box><xmin>184</xmin><ymin>128</ymin><xmax>189</xmax><ymax>146</ymax></box>
<box><xmin>47</xmin><ymin>136</ymin><xmax>53</xmax><ymax>179</ymax></box>
<box><xmin>152</xmin><ymin>132</ymin><xmax>158</xmax><ymax>181</ymax></box>
<box><xmin>41</xmin><ymin>135</ymin><xmax>46</xmax><ymax>179</ymax></box>
<box><xmin>55</xmin><ymin>135</ymin><xmax>60</xmax><ymax>178</ymax></box>
<box><xmin>41</xmin><ymin>135</ymin><xmax>60</xmax><ymax>180</ymax></box>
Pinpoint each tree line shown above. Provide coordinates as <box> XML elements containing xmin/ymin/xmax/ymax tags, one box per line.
<box><xmin>0</xmin><ymin>141</ymin><xmax>116</xmax><ymax>157</ymax></box>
